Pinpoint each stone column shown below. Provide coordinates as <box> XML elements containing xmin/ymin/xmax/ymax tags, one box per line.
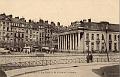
<box><xmin>58</xmin><ymin>36</ymin><xmax>59</xmax><ymax>49</ymax></box>
<box><xmin>64</xmin><ymin>35</ymin><xmax>66</xmax><ymax>51</ymax></box>
<box><xmin>59</xmin><ymin>36</ymin><xmax>60</xmax><ymax>50</ymax></box>
<box><xmin>61</xmin><ymin>36</ymin><xmax>63</xmax><ymax>50</ymax></box>
<box><xmin>75</xmin><ymin>33</ymin><xmax>78</xmax><ymax>50</ymax></box>
<box><xmin>65</xmin><ymin>35</ymin><xmax>67</xmax><ymax>51</ymax></box>
<box><xmin>70</xmin><ymin>34</ymin><xmax>72</xmax><ymax>50</ymax></box>
<box><xmin>73</xmin><ymin>33</ymin><xmax>75</xmax><ymax>50</ymax></box>
<box><xmin>60</xmin><ymin>36</ymin><xmax>62</xmax><ymax>50</ymax></box>
<box><xmin>68</xmin><ymin>34</ymin><xmax>69</xmax><ymax>50</ymax></box>
<box><xmin>62</xmin><ymin>35</ymin><xmax>64</xmax><ymax>50</ymax></box>
<box><xmin>78</xmin><ymin>32</ymin><xmax>80</xmax><ymax>50</ymax></box>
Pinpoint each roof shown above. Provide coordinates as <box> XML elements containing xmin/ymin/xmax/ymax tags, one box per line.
<box><xmin>69</xmin><ymin>21</ymin><xmax>120</xmax><ymax>32</ymax></box>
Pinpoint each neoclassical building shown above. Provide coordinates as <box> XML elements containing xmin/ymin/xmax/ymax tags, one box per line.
<box><xmin>58</xmin><ymin>19</ymin><xmax>119</xmax><ymax>53</ymax></box>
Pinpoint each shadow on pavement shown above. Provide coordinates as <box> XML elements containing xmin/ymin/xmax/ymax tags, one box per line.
<box><xmin>92</xmin><ymin>65</ymin><xmax>119</xmax><ymax>77</ymax></box>
<box><xmin>0</xmin><ymin>69</ymin><xmax>7</xmax><ymax>77</ymax></box>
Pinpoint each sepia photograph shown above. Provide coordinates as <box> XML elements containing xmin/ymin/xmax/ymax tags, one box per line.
<box><xmin>0</xmin><ymin>0</ymin><xmax>119</xmax><ymax>77</ymax></box>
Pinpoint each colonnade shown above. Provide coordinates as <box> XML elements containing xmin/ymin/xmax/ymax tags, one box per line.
<box><xmin>58</xmin><ymin>32</ymin><xmax>83</xmax><ymax>52</ymax></box>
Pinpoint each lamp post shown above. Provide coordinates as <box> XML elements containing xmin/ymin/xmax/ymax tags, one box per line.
<box><xmin>86</xmin><ymin>39</ymin><xmax>90</xmax><ymax>63</ymax></box>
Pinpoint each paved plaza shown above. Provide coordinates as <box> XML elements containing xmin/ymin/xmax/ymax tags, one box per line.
<box><xmin>0</xmin><ymin>53</ymin><xmax>119</xmax><ymax>77</ymax></box>
<box><xmin>5</xmin><ymin>62</ymin><xmax>118</xmax><ymax>77</ymax></box>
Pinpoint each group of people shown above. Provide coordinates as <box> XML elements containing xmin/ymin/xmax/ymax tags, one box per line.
<box><xmin>86</xmin><ymin>53</ymin><xmax>93</xmax><ymax>63</ymax></box>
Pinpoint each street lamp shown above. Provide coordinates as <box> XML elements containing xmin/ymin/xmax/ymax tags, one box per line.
<box><xmin>86</xmin><ymin>39</ymin><xmax>90</xmax><ymax>63</ymax></box>
<box><xmin>86</xmin><ymin>39</ymin><xmax>90</xmax><ymax>55</ymax></box>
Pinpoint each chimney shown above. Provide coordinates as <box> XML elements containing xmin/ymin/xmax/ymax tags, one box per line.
<box><xmin>7</xmin><ymin>15</ymin><xmax>12</xmax><ymax>18</ymax></box>
<box><xmin>15</xmin><ymin>17</ymin><xmax>19</xmax><ymax>19</ymax></box>
<box><xmin>80</xmin><ymin>20</ymin><xmax>83</xmax><ymax>24</ymax></box>
<box><xmin>83</xmin><ymin>19</ymin><xmax>87</xmax><ymax>22</ymax></box>
<box><xmin>29</xmin><ymin>19</ymin><xmax>32</xmax><ymax>23</ymax></box>
<box><xmin>1</xmin><ymin>13</ymin><xmax>6</xmax><ymax>16</ymax></box>
<box><xmin>51</xmin><ymin>22</ymin><xmax>55</xmax><ymax>26</ymax></box>
<box><xmin>45</xmin><ymin>21</ymin><xmax>48</xmax><ymax>24</ymax></box>
<box><xmin>88</xmin><ymin>19</ymin><xmax>91</xmax><ymax>22</ymax></box>
<box><xmin>57</xmin><ymin>22</ymin><xmax>60</xmax><ymax>26</ymax></box>
<box><xmin>39</xmin><ymin>19</ymin><xmax>44</xmax><ymax>23</ymax></box>
<box><xmin>20</xmin><ymin>18</ymin><xmax>25</xmax><ymax>21</ymax></box>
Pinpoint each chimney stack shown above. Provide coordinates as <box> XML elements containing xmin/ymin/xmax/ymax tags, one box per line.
<box><xmin>88</xmin><ymin>19</ymin><xmax>91</xmax><ymax>22</ymax></box>
<box><xmin>39</xmin><ymin>19</ymin><xmax>44</xmax><ymax>23</ymax></box>
<box><xmin>15</xmin><ymin>17</ymin><xmax>19</xmax><ymax>19</ymax></box>
<box><xmin>7</xmin><ymin>15</ymin><xmax>12</xmax><ymax>18</ymax></box>
<box><xmin>20</xmin><ymin>18</ymin><xmax>25</xmax><ymax>21</ymax></box>
<box><xmin>45</xmin><ymin>21</ymin><xmax>48</xmax><ymax>24</ymax></box>
<box><xmin>29</xmin><ymin>19</ymin><xmax>32</xmax><ymax>23</ymax></box>
<box><xmin>57</xmin><ymin>22</ymin><xmax>60</xmax><ymax>26</ymax></box>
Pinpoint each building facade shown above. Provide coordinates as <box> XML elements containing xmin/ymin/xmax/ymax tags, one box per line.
<box><xmin>0</xmin><ymin>13</ymin><xmax>67</xmax><ymax>52</ymax></box>
<box><xmin>58</xmin><ymin>19</ymin><xmax>119</xmax><ymax>53</ymax></box>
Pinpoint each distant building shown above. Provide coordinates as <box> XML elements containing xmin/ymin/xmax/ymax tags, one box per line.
<box><xmin>0</xmin><ymin>14</ymin><xmax>26</xmax><ymax>51</ymax></box>
<box><xmin>58</xmin><ymin>19</ymin><xmax>119</xmax><ymax>53</ymax></box>
<box><xmin>0</xmin><ymin>13</ymin><xmax>67</xmax><ymax>52</ymax></box>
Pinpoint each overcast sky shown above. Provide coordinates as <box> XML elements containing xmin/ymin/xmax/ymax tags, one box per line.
<box><xmin>0</xmin><ymin>0</ymin><xmax>119</xmax><ymax>26</ymax></box>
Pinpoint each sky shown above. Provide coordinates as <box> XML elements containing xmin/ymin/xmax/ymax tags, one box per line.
<box><xmin>0</xmin><ymin>0</ymin><xmax>119</xmax><ymax>26</ymax></box>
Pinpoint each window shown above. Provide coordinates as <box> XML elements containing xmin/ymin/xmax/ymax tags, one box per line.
<box><xmin>114</xmin><ymin>35</ymin><xmax>117</xmax><ymax>41</ymax></box>
<box><xmin>91</xmin><ymin>42</ymin><xmax>94</xmax><ymax>45</ymax></box>
<box><xmin>39</xmin><ymin>33</ymin><xmax>41</xmax><ymax>37</ymax></box>
<box><xmin>118</xmin><ymin>35</ymin><xmax>119</xmax><ymax>40</ymax></box>
<box><xmin>18</xmin><ymin>33</ymin><xmax>20</xmax><ymax>37</ymax></box>
<box><xmin>26</xmin><ymin>30</ymin><xmax>28</xmax><ymax>33</ymax></box>
<box><xmin>14</xmin><ymin>33</ymin><xmax>16</xmax><ymax>37</ymax></box>
<box><xmin>3</xmin><ymin>22</ymin><xmax>5</xmax><ymax>24</ymax></box>
<box><xmin>7</xmin><ymin>27</ymin><xmax>9</xmax><ymax>31</ymax></box>
<box><xmin>86</xmin><ymin>33</ymin><xmax>89</xmax><ymax>40</ymax></box>
<box><xmin>91</xmin><ymin>34</ymin><xmax>94</xmax><ymax>40</ymax></box>
<box><xmin>30</xmin><ymin>35</ymin><xmax>32</xmax><ymax>38</ymax></box>
<box><xmin>97</xmin><ymin>34</ymin><xmax>99</xmax><ymax>40</ymax></box>
<box><xmin>30</xmin><ymin>30</ymin><xmax>32</xmax><ymax>34</ymax></box>
<box><xmin>109</xmin><ymin>43</ymin><xmax>112</xmax><ymax>51</ymax></box>
<box><xmin>3</xmin><ymin>27</ymin><xmax>5</xmax><ymax>30</ymax></box>
<box><xmin>22</xmin><ymin>34</ymin><xmax>24</xmax><ymax>38</ymax></box>
<box><xmin>40</xmin><ymin>38</ymin><xmax>41</xmax><ymax>41</ymax></box>
<box><xmin>109</xmin><ymin>34</ymin><xmax>112</xmax><ymax>40</ymax></box>
<box><xmin>10</xmin><ymin>28</ymin><xmax>12</xmax><ymax>31</ymax></box>
<box><xmin>114</xmin><ymin>43</ymin><xmax>117</xmax><ymax>51</ymax></box>
<box><xmin>101</xmin><ymin>43</ymin><xmax>105</xmax><ymax>51</ymax></box>
<box><xmin>33</xmin><ymin>35</ymin><xmax>35</xmax><ymax>38</ymax></box>
<box><xmin>102</xmin><ymin>34</ymin><xmax>104</xmax><ymax>40</ymax></box>
<box><xmin>91</xmin><ymin>42</ymin><xmax>94</xmax><ymax>51</ymax></box>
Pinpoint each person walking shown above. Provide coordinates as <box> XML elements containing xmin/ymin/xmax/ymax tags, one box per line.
<box><xmin>89</xmin><ymin>53</ymin><xmax>93</xmax><ymax>62</ymax></box>
<box><xmin>86</xmin><ymin>55</ymin><xmax>89</xmax><ymax>63</ymax></box>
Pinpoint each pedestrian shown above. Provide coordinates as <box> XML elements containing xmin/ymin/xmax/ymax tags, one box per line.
<box><xmin>86</xmin><ymin>55</ymin><xmax>89</xmax><ymax>63</ymax></box>
<box><xmin>89</xmin><ymin>53</ymin><xmax>93</xmax><ymax>62</ymax></box>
